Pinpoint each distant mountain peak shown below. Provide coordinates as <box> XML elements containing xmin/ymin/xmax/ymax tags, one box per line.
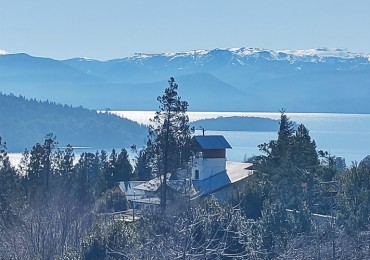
<box><xmin>0</xmin><ymin>49</ymin><xmax>9</xmax><ymax>55</ymax></box>
<box><xmin>130</xmin><ymin>49</ymin><xmax>209</xmax><ymax>60</ymax></box>
<box><xmin>125</xmin><ymin>47</ymin><xmax>369</xmax><ymax>64</ymax></box>
<box><xmin>279</xmin><ymin>47</ymin><xmax>363</xmax><ymax>59</ymax></box>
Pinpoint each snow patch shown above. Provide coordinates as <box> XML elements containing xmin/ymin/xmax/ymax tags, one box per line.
<box><xmin>69</xmin><ymin>57</ymin><xmax>96</xmax><ymax>62</ymax></box>
<box><xmin>279</xmin><ymin>48</ymin><xmax>361</xmax><ymax>59</ymax></box>
<box><xmin>123</xmin><ymin>47</ymin><xmax>370</xmax><ymax>65</ymax></box>
<box><xmin>0</xmin><ymin>49</ymin><xmax>8</xmax><ymax>55</ymax></box>
<box><xmin>235</xmin><ymin>58</ymin><xmax>245</xmax><ymax>65</ymax></box>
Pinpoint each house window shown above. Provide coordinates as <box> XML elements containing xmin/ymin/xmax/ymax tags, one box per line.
<box><xmin>195</xmin><ymin>170</ymin><xmax>199</xmax><ymax>180</ymax></box>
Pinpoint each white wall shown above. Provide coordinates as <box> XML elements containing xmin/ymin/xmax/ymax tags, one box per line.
<box><xmin>192</xmin><ymin>157</ymin><xmax>226</xmax><ymax>180</ymax></box>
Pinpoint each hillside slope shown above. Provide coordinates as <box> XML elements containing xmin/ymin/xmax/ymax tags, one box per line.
<box><xmin>0</xmin><ymin>93</ymin><xmax>147</xmax><ymax>151</ymax></box>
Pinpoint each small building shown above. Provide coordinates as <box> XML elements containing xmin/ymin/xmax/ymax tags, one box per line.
<box><xmin>191</xmin><ymin>135</ymin><xmax>232</xmax><ymax>180</ymax></box>
<box><xmin>191</xmin><ymin>135</ymin><xmax>253</xmax><ymax>200</ymax></box>
<box><xmin>120</xmin><ymin>135</ymin><xmax>254</xmax><ymax>207</ymax></box>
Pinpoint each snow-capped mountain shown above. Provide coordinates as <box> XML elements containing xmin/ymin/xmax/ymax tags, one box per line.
<box><xmin>62</xmin><ymin>47</ymin><xmax>370</xmax><ymax>86</ymax></box>
<box><xmin>128</xmin><ymin>47</ymin><xmax>370</xmax><ymax>63</ymax></box>
<box><xmin>1</xmin><ymin>47</ymin><xmax>370</xmax><ymax>113</ymax></box>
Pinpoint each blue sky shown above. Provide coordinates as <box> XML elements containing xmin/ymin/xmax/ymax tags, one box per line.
<box><xmin>1</xmin><ymin>0</ymin><xmax>369</xmax><ymax>60</ymax></box>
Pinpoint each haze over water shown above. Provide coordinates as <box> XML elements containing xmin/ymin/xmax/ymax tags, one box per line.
<box><xmin>8</xmin><ymin>111</ymin><xmax>370</xmax><ymax>166</ymax></box>
<box><xmin>113</xmin><ymin>111</ymin><xmax>370</xmax><ymax>164</ymax></box>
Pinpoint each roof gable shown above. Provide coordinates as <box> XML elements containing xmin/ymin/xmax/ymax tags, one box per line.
<box><xmin>193</xmin><ymin>135</ymin><xmax>232</xmax><ymax>150</ymax></box>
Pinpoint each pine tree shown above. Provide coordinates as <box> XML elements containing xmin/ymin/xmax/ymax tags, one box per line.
<box><xmin>337</xmin><ymin>160</ymin><xmax>370</xmax><ymax>232</ymax></box>
<box><xmin>114</xmin><ymin>148</ymin><xmax>133</xmax><ymax>182</ymax></box>
<box><xmin>0</xmin><ymin>137</ymin><xmax>21</xmax><ymax>224</ymax></box>
<box><xmin>74</xmin><ymin>152</ymin><xmax>99</xmax><ymax>201</ymax></box>
<box><xmin>291</xmin><ymin>124</ymin><xmax>319</xmax><ymax>169</ymax></box>
<box><xmin>258</xmin><ymin>110</ymin><xmax>295</xmax><ymax>167</ymax></box>
<box><xmin>256</xmin><ymin>111</ymin><xmax>320</xmax><ymax>210</ymax></box>
<box><xmin>24</xmin><ymin>134</ymin><xmax>58</xmax><ymax>198</ymax></box>
<box><xmin>275</xmin><ymin>110</ymin><xmax>295</xmax><ymax>165</ymax></box>
<box><xmin>146</xmin><ymin>77</ymin><xmax>193</xmax><ymax>210</ymax></box>
<box><xmin>106</xmin><ymin>148</ymin><xmax>117</xmax><ymax>188</ymax></box>
<box><xmin>134</xmin><ymin>148</ymin><xmax>152</xmax><ymax>181</ymax></box>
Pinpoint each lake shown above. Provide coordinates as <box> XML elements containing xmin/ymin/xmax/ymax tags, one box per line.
<box><xmin>8</xmin><ymin>111</ymin><xmax>370</xmax><ymax>166</ymax></box>
<box><xmin>111</xmin><ymin>111</ymin><xmax>370</xmax><ymax>164</ymax></box>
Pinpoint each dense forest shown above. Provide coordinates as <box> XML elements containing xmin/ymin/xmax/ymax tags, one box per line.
<box><xmin>0</xmin><ymin>92</ymin><xmax>146</xmax><ymax>151</ymax></box>
<box><xmin>1</xmin><ymin>79</ymin><xmax>370</xmax><ymax>259</ymax></box>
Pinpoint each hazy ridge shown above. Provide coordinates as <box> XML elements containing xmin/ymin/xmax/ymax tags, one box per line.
<box><xmin>1</xmin><ymin>47</ymin><xmax>370</xmax><ymax>113</ymax></box>
<box><xmin>0</xmin><ymin>93</ymin><xmax>147</xmax><ymax>151</ymax></box>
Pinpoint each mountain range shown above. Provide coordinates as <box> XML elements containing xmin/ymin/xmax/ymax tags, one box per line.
<box><xmin>1</xmin><ymin>47</ymin><xmax>370</xmax><ymax>113</ymax></box>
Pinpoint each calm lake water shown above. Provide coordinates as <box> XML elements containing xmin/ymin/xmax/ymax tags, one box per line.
<box><xmin>8</xmin><ymin>111</ymin><xmax>370</xmax><ymax>166</ymax></box>
<box><xmin>111</xmin><ymin>111</ymin><xmax>370</xmax><ymax>164</ymax></box>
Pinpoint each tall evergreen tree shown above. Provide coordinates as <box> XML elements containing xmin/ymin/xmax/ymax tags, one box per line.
<box><xmin>291</xmin><ymin>124</ymin><xmax>319</xmax><ymax>169</ymax></box>
<box><xmin>74</xmin><ymin>152</ymin><xmax>100</xmax><ymax>201</ymax></box>
<box><xmin>337</xmin><ymin>160</ymin><xmax>370</xmax><ymax>232</ymax></box>
<box><xmin>275</xmin><ymin>110</ymin><xmax>295</xmax><ymax>166</ymax></box>
<box><xmin>256</xmin><ymin>111</ymin><xmax>320</xmax><ymax>210</ymax></box>
<box><xmin>105</xmin><ymin>148</ymin><xmax>118</xmax><ymax>189</ymax></box>
<box><xmin>258</xmin><ymin>110</ymin><xmax>295</xmax><ymax>166</ymax></box>
<box><xmin>114</xmin><ymin>148</ymin><xmax>133</xmax><ymax>182</ymax></box>
<box><xmin>56</xmin><ymin>144</ymin><xmax>75</xmax><ymax>177</ymax></box>
<box><xmin>134</xmin><ymin>148</ymin><xmax>152</xmax><ymax>181</ymax></box>
<box><xmin>0</xmin><ymin>137</ymin><xmax>21</xmax><ymax>224</ymax></box>
<box><xmin>146</xmin><ymin>77</ymin><xmax>193</xmax><ymax>210</ymax></box>
<box><xmin>23</xmin><ymin>134</ymin><xmax>58</xmax><ymax>198</ymax></box>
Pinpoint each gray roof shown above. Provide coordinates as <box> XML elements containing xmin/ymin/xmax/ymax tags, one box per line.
<box><xmin>119</xmin><ymin>181</ymin><xmax>146</xmax><ymax>199</ymax></box>
<box><xmin>192</xmin><ymin>162</ymin><xmax>253</xmax><ymax>195</ymax></box>
<box><xmin>121</xmin><ymin>161</ymin><xmax>254</xmax><ymax>204</ymax></box>
<box><xmin>193</xmin><ymin>135</ymin><xmax>232</xmax><ymax>150</ymax></box>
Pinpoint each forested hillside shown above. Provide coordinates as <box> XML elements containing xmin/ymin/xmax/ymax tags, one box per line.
<box><xmin>0</xmin><ymin>93</ymin><xmax>146</xmax><ymax>151</ymax></box>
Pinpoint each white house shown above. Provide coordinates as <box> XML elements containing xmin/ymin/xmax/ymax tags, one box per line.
<box><xmin>191</xmin><ymin>135</ymin><xmax>231</xmax><ymax>180</ymax></box>
<box><xmin>120</xmin><ymin>135</ymin><xmax>254</xmax><ymax>207</ymax></box>
<box><xmin>190</xmin><ymin>135</ymin><xmax>253</xmax><ymax>200</ymax></box>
